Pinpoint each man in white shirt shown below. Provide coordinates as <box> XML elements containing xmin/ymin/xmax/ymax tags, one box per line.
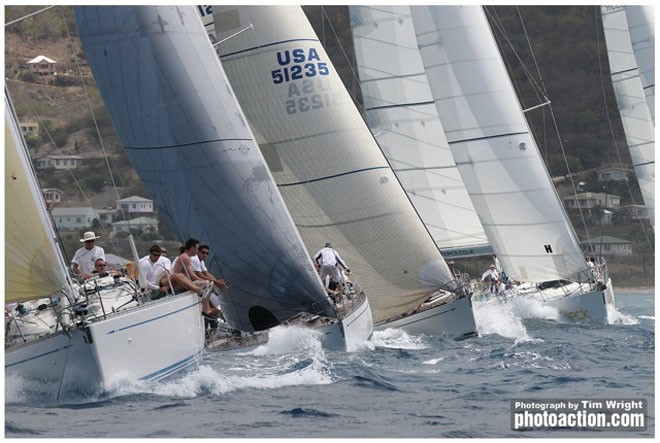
<box><xmin>72</xmin><ymin>231</ymin><xmax>105</xmax><ymax>279</ymax></box>
<box><xmin>193</xmin><ymin>245</ymin><xmax>229</xmax><ymax>316</ymax></box>
<box><xmin>481</xmin><ymin>264</ymin><xmax>499</xmax><ymax>282</ymax></box>
<box><xmin>314</xmin><ymin>242</ymin><xmax>350</xmax><ymax>292</ymax></box>
<box><xmin>139</xmin><ymin>245</ymin><xmax>171</xmax><ymax>293</ymax></box>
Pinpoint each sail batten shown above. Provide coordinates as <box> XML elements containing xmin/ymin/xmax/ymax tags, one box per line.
<box><xmin>76</xmin><ymin>5</ymin><xmax>334</xmax><ymax>332</ymax></box>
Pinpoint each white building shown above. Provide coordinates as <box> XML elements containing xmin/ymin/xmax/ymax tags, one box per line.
<box><xmin>582</xmin><ymin>235</ymin><xmax>633</xmax><ymax>257</ymax></box>
<box><xmin>51</xmin><ymin>206</ymin><xmax>100</xmax><ymax>230</ymax></box>
<box><xmin>111</xmin><ymin>216</ymin><xmax>159</xmax><ymax>235</ymax></box>
<box><xmin>36</xmin><ymin>155</ymin><xmax>84</xmax><ymax>170</ymax></box>
<box><xmin>26</xmin><ymin>55</ymin><xmax>57</xmax><ymax>75</ymax></box>
<box><xmin>116</xmin><ymin>196</ymin><xmax>154</xmax><ymax>215</ymax></box>
<box><xmin>563</xmin><ymin>192</ymin><xmax>621</xmax><ymax>210</ymax></box>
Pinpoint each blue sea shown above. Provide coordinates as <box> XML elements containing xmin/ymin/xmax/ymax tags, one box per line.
<box><xmin>4</xmin><ymin>290</ymin><xmax>654</xmax><ymax>439</ymax></box>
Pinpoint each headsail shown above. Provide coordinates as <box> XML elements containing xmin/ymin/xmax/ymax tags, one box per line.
<box><xmin>411</xmin><ymin>5</ymin><xmax>587</xmax><ymax>283</ymax></box>
<box><xmin>601</xmin><ymin>5</ymin><xmax>655</xmax><ymax>227</ymax></box>
<box><xmin>349</xmin><ymin>5</ymin><xmax>490</xmax><ymax>258</ymax></box>
<box><xmin>624</xmin><ymin>5</ymin><xmax>655</xmax><ymax>122</ymax></box>
<box><xmin>75</xmin><ymin>6</ymin><xmax>334</xmax><ymax>332</ymax></box>
<box><xmin>5</xmin><ymin>88</ymin><xmax>75</xmax><ymax>303</ymax></box>
<box><xmin>211</xmin><ymin>5</ymin><xmax>454</xmax><ymax>323</ymax></box>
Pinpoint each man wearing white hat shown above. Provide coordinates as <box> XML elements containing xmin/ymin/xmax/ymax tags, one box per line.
<box><xmin>72</xmin><ymin>231</ymin><xmax>105</xmax><ymax>279</ymax></box>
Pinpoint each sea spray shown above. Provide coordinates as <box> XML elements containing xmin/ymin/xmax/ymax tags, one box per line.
<box><xmin>606</xmin><ymin>304</ymin><xmax>640</xmax><ymax>325</ymax></box>
<box><xmin>473</xmin><ymin>299</ymin><xmax>530</xmax><ymax>340</ymax></box>
<box><xmin>370</xmin><ymin>328</ymin><xmax>430</xmax><ymax>350</ymax></box>
<box><xmin>509</xmin><ymin>297</ymin><xmax>560</xmax><ymax>321</ymax></box>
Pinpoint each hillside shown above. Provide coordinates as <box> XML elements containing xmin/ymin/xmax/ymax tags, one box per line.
<box><xmin>4</xmin><ymin>6</ymin><xmax>653</xmax><ymax>286</ymax></box>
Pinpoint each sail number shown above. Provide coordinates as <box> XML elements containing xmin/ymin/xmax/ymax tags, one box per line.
<box><xmin>284</xmin><ymin>84</ymin><xmax>341</xmax><ymax>115</ymax></box>
<box><xmin>271</xmin><ymin>48</ymin><xmax>330</xmax><ymax>84</ymax></box>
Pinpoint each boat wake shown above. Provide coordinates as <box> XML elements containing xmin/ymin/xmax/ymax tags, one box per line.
<box><xmin>607</xmin><ymin>304</ymin><xmax>640</xmax><ymax>325</ymax></box>
<box><xmin>370</xmin><ymin>328</ymin><xmax>430</xmax><ymax>350</ymax></box>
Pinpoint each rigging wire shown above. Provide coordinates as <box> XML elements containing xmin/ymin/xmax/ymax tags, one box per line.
<box><xmin>4</xmin><ymin>5</ymin><xmax>56</xmax><ymax>26</ymax></box>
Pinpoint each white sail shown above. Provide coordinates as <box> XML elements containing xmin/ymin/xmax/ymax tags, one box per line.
<box><xmin>602</xmin><ymin>5</ymin><xmax>655</xmax><ymax>227</ymax></box>
<box><xmin>349</xmin><ymin>5</ymin><xmax>490</xmax><ymax>259</ymax></box>
<box><xmin>625</xmin><ymin>5</ymin><xmax>655</xmax><ymax>122</ymax></box>
<box><xmin>5</xmin><ymin>87</ymin><xmax>75</xmax><ymax>303</ymax></box>
<box><xmin>411</xmin><ymin>5</ymin><xmax>588</xmax><ymax>283</ymax></box>
<box><xmin>211</xmin><ymin>5</ymin><xmax>455</xmax><ymax>323</ymax></box>
<box><xmin>76</xmin><ymin>5</ymin><xmax>334</xmax><ymax>332</ymax></box>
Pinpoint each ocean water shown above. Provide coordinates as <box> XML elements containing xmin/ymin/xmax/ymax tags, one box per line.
<box><xmin>4</xmin><ymin>290</ymin><xmax>654</xmax><ymax>438</ymax></box>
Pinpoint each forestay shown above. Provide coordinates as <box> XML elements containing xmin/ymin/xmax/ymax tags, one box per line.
<box><xmin>411</xmin><ymin>5</ymin><xmax>587</xmax><ymax>283</ymax></box>
<box><xmin>601</xmin><ymin>6</ymin><xmax>655</xmax><ymax>227</ymax></box>
<box><xmin>211</xmin><ymin>5</ymin><xmax>453</xmax><ymax>323</ymax></box>
<box><xmin>349</xmin><ymin>5</ymin><xmax>490</xmax><ymax>257</ymax></box>
<box><xmin>75</xmin><ymin>6</ymin><xmax>334</xmax><ymax>332</ymax></box>
<box><xmin>5</xmin><ymin>88</ymin><xmax>75</xmax><ymax>303</ymax></box>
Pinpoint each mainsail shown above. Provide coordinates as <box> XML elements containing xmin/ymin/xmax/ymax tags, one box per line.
<box><xmin>411</xmin><ymin>5</ymin><xmax>588</xmax><ymax>283</ymax></box>
<box><xmin>601</xmin><ymin>5</ymin><xmax>655</xmax><ymax>227</ymax></box>
<box><xmin>211</xmin><ymin>5</ymin><xmax>454</xmax><ymax>323</ymax></box>
<box><xmin>5</xmin><ymin>87</ymin><xmax>75</xmax><ymax>303</ymax></box>
<box><xmin>349</xmin><ymin>5</ymin><xmax>490</xmax><ymax>259</ymax></box>
<box><xmin>75</xmin><ymin>5</ymin><xmax>334</xmax><ymax>332</ymax></box>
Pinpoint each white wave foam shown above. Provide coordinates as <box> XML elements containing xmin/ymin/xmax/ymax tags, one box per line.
<box><xmin>370</xmin><ymin>328</ymin><xmax>429</xmax><ymax>350</ymax></box>
<box><xmin>473</xmin><ymin>299</ymin><xmax>530</xmax><ymax>340</ymax></box>
<box><xmin>607</xmin><ymin>304</ymin><xmax>640</xmax><ymax>325</ymax></box>
<box><xmin>509</xmin><ymin>297</ymin><xmax>560</xmax><ymax>321</ymax></box>
<box><xmin>638</xmin><ymin>315</ymin><xmax>655</xmax><ymax>321</ymax></box>
<box><xmin>422</xmin><ymin>357</ymin><xmax>445</xmax><ymax>365</ymax></box>
<box><xmin>246</xmin><ymin>325</ymin><xmax>325</xmax><ymax>356</ymax></box>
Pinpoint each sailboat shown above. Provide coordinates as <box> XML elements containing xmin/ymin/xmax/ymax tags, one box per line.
<box><xmin>601</xmin><ymin>5</ymin><xmax>655</xmax><ymax>227</ymax></box>
<box><xmin>5</xmin><ymin>87</ymin><xmax>205</xmax><ymax>395</ymax></box>
<box><xmin>409</xmin><ymin>5</ymin><xmax>616</xmax><ymax>322</ymax></box>
<box><xmin>207</xmin><ymin>5</ymin><xmax>477</xmax><ymax>339</ymax></box>
<box><xmin>75</xmin><ymin>5</ymin><xmax>372</xmax><ymax>351</ymax></box>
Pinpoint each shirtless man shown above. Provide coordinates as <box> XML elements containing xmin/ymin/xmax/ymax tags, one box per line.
<box><xmin>172</xmin><ymin>238</ymin><xmax>213</xmax><ymax>314</ymax></box>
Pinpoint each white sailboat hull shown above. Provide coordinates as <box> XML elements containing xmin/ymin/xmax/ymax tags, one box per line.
<box><xmin>5</xmin><ymin>293</ymin><xmax>204</xmax><ymax>394</ymax></box>
<box><xmin>316</xmin><ymin>297</ymin><xmax>374</xmax><ymax>351</ymax></box>
<box><xmin>476</xmin><ymin>279</ymin><xmax>615</xmax><ymax>323</ymax></box>
<box><xmin>542</xmin><ymin>279</ymin><xmax>614</xmax><ymax>323</ymax></box>
<box><xmin>375</xmin><ymin>296</ymin><xmax>477</xmax><ymax>339</ymax></box>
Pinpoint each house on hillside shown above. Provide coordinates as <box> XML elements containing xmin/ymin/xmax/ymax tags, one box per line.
<box><xmin>51</xmin><ymin>206</ymin><xmax>100</xmax><ymax>230</ymax></box>
<box><xmin>111</xmin><ymin>216</ymin><xmax>159</xmax><ymax>236</ymax></box>
<box><xmin>19</xmin><ymin>119</ymin><xmax>39</xmax><ymax>136</ymax></box>
<box><xmin>41</xmin><ymin>188</ymin><xmax>63</xmax><ymax>207</ymax></box>
<box><xmin>563</xmin><ymin>192</ymin><xmax>621</xmax><ymax>210</ymax></box>
<box><xmin>596</xmin><ymin>166</ymin><xmax>630</xmax><ymax>182</ymax></box>
<box><xmin>116</xmin><ymin>196</ymin><xmax>155</xmax><ymax>216</ymax></box>
<box><xmin>581</xmin><ymin>235</ymin><xmax>633</xmax><ymax>257</ymax></box>
<box><xmin>622</xmin><ymin>204</ymin><xmax>650</xmax><ymax>221</ymax></box>
<box><xmin>35</xmin><ymin>154</ymin><xmax>84</xmax><ymax>170</ymax></box>
<box><xmin>27</xmin><ymin>55</ymin><xmax>57</xmax><ymax>75</ymax></box>
<box><xmin>96</xmin><ymin>207</ymin><xmax>118</xmax><ymax>225</ymax></box>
